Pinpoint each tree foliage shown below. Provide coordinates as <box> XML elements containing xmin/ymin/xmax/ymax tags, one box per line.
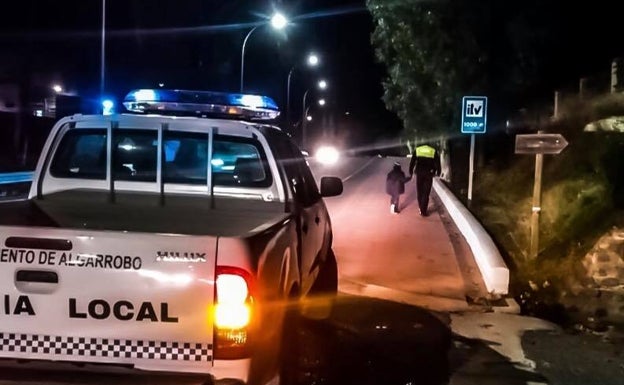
<box><xmin>367</xmin><ymin>0</ymin><xmax>547</xmax><ymax>141</ymax></box>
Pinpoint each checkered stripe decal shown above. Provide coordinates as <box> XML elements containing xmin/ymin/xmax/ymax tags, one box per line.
<box><xmin>0</xmin><ymin>333</ymin><xmax>212</xmax><ymax>362</ymax></box>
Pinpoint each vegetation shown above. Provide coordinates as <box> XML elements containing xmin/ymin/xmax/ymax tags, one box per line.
<box><xmin>366</xmin><ymin>0</ymin><xmax>550</xmax><ymax>141</ymax></box>
<box><xmin>473</xmin><ymin>94</ymin><xmax>624</xmax><ymax>324</ymax></box>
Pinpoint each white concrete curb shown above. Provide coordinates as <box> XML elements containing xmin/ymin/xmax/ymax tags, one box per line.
<box><xmin>433</xmin><ymin>178</ymin><xmax>510</xmax><ymax>295</ymax></box>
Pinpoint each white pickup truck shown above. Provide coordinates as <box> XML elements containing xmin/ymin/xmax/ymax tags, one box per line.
<box><xmin>0</xmin><ymin>89</ymin><xmax>343</xmax><ymax>385</ymax></box>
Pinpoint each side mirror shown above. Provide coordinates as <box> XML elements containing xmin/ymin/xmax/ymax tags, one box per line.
<box><xmin>320</xmin><ymin>176</ymin><xmax>343</xmax><ymax>197</ymax></box>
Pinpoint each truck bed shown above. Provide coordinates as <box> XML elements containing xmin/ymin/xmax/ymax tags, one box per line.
<box><xmin>0</xmin><ymin>190</ymin><xmax>289</xmax><ymax>237</ymax></box>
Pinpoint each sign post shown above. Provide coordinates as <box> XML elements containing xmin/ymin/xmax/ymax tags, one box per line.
<box><xmin>461</xmin><ymin>96</ymin><xmax>488</xmax><ymax>204</ymax></box>
<box><xmin>515</xmin><ymin>132</ymin><xmax>569</xmax><ymax>259</ymax></box>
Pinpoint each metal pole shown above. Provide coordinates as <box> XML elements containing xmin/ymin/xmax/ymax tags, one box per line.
<box><xmin>530</xmin><ymin>151</ymin><xmax>544</xmax><ymax>259</ymax></box>
<box><xmin>302</xmin><ymin>89</ymin><xmax>309</xmax><ymax>148</ymax></box>
<box><xmin>611</xmin><ymin>59</ymin><xmax>618</xmax><ymax>94</ymax></box>
<box><xmin>286</xmin><ymin>66</ymin><xmax>295</xmax><ymax>130</ymax></box>
<box><xmin>554</xmin><ymin>91</ymin><xmax>560</xmax><ymax>119</ymax></box>
<box><xmin>100</xmin><ymin>0</ymin><xmax>106</xmax><ymax>99</ymax></box>
<box><xmin>240</xmin><ymin>26</ymin><xmax>259</xmax><ymax>93</ymax></box>
<box><xmin>467</xmin><ymin>133</ymin><xmax>475</xmax><ymax>203</ymax></box>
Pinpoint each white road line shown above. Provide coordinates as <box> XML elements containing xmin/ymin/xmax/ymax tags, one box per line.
<box><xmin>343</xmin><ymin>157</ymin><xmax>376</xmax><ymax>182</ymax></box>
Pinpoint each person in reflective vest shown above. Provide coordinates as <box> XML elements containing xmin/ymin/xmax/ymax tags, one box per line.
<box><xmin>408</xmin><ymin>144</ymin><xmax>441</xmax><ymax>216</ymax></box>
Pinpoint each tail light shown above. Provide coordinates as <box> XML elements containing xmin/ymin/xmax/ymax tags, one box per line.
<box><xmin>214</xmin><ymin>266</ymin><xmax>254</xmax><ymax>359</ymax></box>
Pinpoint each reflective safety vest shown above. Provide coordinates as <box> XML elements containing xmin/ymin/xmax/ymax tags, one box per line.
<box><xmin>415</xmin><ymin>145</ymin><xmax>436</xmax><ymax>159</ymax></box>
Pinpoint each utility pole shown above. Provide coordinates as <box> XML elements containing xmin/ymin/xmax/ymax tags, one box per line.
<box><xmin>100</xmin><ymin>0</ymin><xmax>106</xmax><ymax>100</ymax></box>
<box><xmin>612</xmin><ymin>59</ymin><xmax>619</xmax><ymax>94</ymax></box>
<box><xmin>579</xmin><ymin>77</ymin><xmax>587</xmax><ymax>99</ymax></box>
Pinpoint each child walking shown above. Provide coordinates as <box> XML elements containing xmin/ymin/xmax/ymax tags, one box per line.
<box><xmin>385</xmin><ymin>161</ymin><xmax>411</xmax><ymax>214</ymax></box>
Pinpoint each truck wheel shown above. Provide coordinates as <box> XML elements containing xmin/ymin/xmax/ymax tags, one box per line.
<box><xmin>279</xmin><ymin>309</ymin><xmax>301</xmax><ymax>385</ymax></box>
<box><xmin>279</xmin><ymin>311</ymin><xmax>328</xmax><ymax>385</ymax></box>
<box><xmin>309</xmin><ymin>248</ymin><xmax>338</xmax><ymax>295</ymax></box>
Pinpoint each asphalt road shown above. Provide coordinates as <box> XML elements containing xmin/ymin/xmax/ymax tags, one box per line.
<box><xmin>310</xmin><ymin>155</ymin><xmax>488</xmax><ymax>311</ymax></box>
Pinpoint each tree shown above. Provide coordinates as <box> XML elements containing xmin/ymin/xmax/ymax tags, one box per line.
<box><xmin>367</xmin><ymin>0</ymin><xmax>548</xmax><ymax>141</ymax></box>
<box><xmin>368</xmin><ymin>0</ymin><xmax>485</xmax><ymax>141</ymax></box>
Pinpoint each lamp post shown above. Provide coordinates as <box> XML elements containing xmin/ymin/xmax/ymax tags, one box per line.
<box><xmin>100</xmin><ymin>0</ymin><xmax>106</xmax><ymax>99</ymax></box>
<box><xmin>240</xmin><ymin>12</ymin><xmax>288</xmax><ymax>93</ymax></box>
<box><xmin>301</xmin><ymin>80</ymin><xmax>328</xmax><ymax>149</ymax></box>
<box><xmin>286</xmin><ymin>53</ymin><xmax>319</xmax><ymax>130</ymax></box>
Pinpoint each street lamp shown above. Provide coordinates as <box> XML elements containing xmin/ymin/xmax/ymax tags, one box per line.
<box><xmin>307</xmin><ymin>54</ymin><xmax>319</xmax><ymax>66</ymax></box>
<box><xmin>100</xmin><ymin>0</ymin><xmax>106</xmax><ymax>99</ymax></box>
<box><xmin>306</xmin><ymin>115</ymin><xmax>313</xmax><ymax>121</ymax></box>
<box><xmin>286</xmin><ymin>53</ymin><xmax>320</xmax><ymax>129</ymax></box>
<box><xmin>271</xmin><ymin>13</ymin><xmax>288</xmax><ymax>29</ymax></box>
<box><xmin>301</xmin><ymin>80</ymin><xmax>328</xmax><ymax>149</ymax></box>
<box><xmin>318</xmin><ymin>98</ymin><xmax>326</xmax><ymax>106</ymax></box>
<box><xmin>240</xmin><ymin>12</ymin><xmax>288</xmax><ymax>92</ymax></box>
<box><xmin>52</xmin><ymin>85</ymin><xmax>63</xmax><ymax>94</ymax></box>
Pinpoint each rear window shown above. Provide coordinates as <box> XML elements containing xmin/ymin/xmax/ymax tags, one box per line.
<box><xmin>50</xmin><ymin>129</ymin><xmax>107</xmax><ymax>180</ymax></box>
<box><xmin>164</xmin><ymin>132</ymin><xmax>272</xmax><ymax>188</ymax></box>
<box><xmin>50</xmin><ymin>129</ymin><xmax>272</xmax><ymax>188</ymax></box>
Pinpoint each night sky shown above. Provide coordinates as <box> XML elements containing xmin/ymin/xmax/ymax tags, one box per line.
<box><xmin>0</xmin><ymin>0</ymin><xmax>399</xmax><ymax>145</ymax></box>
<box><xmin>1</xmin><ymin>1</ymin><xmax>623</xmax><ymax>144</ymax></box>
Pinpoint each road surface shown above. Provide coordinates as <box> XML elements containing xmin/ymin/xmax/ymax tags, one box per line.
<box><xmin>310</xmin><ymin>155</ymin><xmax>488</xmax><ymax>311</ymax></box>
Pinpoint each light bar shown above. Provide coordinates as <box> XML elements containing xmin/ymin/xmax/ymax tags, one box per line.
<box><xmin>122</xmin><ymin>89</ymin><xmax>280</xmax><ymax>121</ymax></box>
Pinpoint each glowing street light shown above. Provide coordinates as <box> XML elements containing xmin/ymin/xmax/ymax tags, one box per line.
<box><xmin>318</xmin><ymin>99</ymin><xmax>326</xmax><ymax>106</ymax></box>
<box><xmin>270</xmin><ymin>13</ymin><xmax>288</xmax><ymax>29</ymax></box>
<box><xmin>306</xmin><ymin>115</ymin><xmax>313</xmax><ymax>121</ymax></box>
<box><xmin>307</xmin><ymin>54</ymin><xmax>320</xmax><ymax>66</ymax></box>
<box><xmin>318</xmin><ymin>80</ymin><xmax>327</xmax><ymax>90</ymax></box>
<box><xmin>52</xmin><ymin>85</ymin><xmax>63</xmax><ymax>94</ymax></box>
<box><xmin>240</xmin><ymin>12</ymin><xmax>289</xmax><ymax>92</ymax></box>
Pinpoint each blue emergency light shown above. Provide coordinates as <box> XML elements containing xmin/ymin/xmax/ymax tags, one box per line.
<box><xmin>122</xmin><ymin>89</ymin><xmax>280</xmax><ymax>121</ymax></box>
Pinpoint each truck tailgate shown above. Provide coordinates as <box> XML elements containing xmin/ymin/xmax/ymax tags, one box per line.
<box><xmin>0</xmin><ymin>226</ymin><xmax>216</xmax><ymax>373</ymax></box>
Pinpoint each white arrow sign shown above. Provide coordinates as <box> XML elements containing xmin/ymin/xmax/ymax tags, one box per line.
<box><xmin>515</xmin><ymin>133</ymin><xmax>569</xmax><ymax>155</ymax></box>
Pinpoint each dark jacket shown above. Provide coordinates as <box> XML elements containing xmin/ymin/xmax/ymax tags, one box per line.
<box><xmin>386</xmin><ymin>165</ymin><xmax>410</xmax><ymax>196</ymax></box>
<box><xmin>409</xmin><ymin>144</ymin><xmax>441</xmax><ymax>177</ymax></box>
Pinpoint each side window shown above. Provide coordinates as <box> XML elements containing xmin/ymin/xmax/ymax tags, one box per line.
<box><xmin>212</xmin><ymin>135</ymin><xmax>272</xmax><ymax>188</ymax></box>
<box><xmin>289</xmin><ymin>142</ymin><xmax>321</xmax><ymax>206</ymax></box>
<box><xmin>270</xmin><ymin>133</ymin><xmax>320</xmax><ymax>207</ymax></box>
<box><xmin>50</xmin><ymin>129</ymin><xmax>107</xmax><ymax>180</ymax></box>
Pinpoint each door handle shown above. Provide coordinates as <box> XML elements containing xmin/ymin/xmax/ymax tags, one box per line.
<box><xmin>16</xmin><ymin>270</ymin><xmax>58</xmax><ymax>284</ymax></box>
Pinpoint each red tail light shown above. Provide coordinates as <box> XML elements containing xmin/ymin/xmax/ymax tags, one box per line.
<box><xmin>214</xmin><ymin>266</ymin><xmax>254</xmax><ymax>359</ymax></box>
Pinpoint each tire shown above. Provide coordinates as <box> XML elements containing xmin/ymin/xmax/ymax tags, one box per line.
<box><xmin>309</xmin><ymin>248</ymin><xmax>338</xmax><ymax>295</ymax></box>
<box><xmin>279</xmin><ymin>308</ymin><xmax>330</xmax><ymax>385</ymax></box>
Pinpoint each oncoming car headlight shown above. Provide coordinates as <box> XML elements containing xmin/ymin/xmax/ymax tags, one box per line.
<box><xmin>315</xmin><ymin>146</ymin><xmax>340</xmax><ymax>165</ymax></box>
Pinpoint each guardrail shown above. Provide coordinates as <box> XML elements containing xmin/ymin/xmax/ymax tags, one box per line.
<box><xmin>0</xmin><ymin>172</ymin><xmax>34</xmax><ymax>185</ymax></box>
<box><xmin>0</xmin><ymin>172</ymin><xmax>33</xmax><ymax>200</ymax></box>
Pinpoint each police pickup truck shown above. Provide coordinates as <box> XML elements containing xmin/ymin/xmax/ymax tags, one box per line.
<box><xmin>0</xmin><ymin>89</ymin><xmax>343</xmax><ymax>385</ymax></box>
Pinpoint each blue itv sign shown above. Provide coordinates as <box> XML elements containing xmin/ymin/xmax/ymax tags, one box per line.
<box><xmin>461</xmin><ymin>96</ymin><xmax>488</xmax><ymax>134</ymax></box>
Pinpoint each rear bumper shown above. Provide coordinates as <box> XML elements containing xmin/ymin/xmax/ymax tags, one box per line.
<box><xmin>212</xmin><ymin>358</ymin><xmax>251</xmax><ymax>384</ymax></box>
<box><xmin>0</xmin><ymin>357</ymin><xmax>251</xmax><ymax>384</ymax></box>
